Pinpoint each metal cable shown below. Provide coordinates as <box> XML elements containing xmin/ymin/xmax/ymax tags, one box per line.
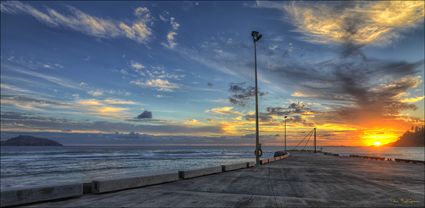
<box><xmin>301</xmin><ymin>131</ymin><xmax>312</xmax><ymax>150</ymax></box>
<box><xmin>293</xmin><ymin>129</ymin><xmax>313</xmax><ymax>150</ymax></box>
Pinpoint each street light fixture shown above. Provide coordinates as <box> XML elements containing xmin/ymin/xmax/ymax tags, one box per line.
<box><xmin>252</xmin><ymin>31</ymin><xmax>262</xmax><ymax>166</ymax></box>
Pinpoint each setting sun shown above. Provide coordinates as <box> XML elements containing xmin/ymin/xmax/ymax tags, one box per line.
<box><xmin>361</xmin><ymin>129</ymin><xmax>401</xmax><ymax>146</ymax></box>
<box><xmin>373</xmin><ymin>141</ymin><xmax>382</xmax><ymax>146</ymax></box>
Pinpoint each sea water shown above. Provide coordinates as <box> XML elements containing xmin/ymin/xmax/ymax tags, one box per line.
<box><xmin>1</xmin><ymin>146</ymin><xmax>423</xmax><ymax>189</ymax></box>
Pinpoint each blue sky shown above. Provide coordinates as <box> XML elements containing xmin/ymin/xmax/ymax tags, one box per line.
<box><xmin>1</xmin><ymin>1</ymin><xmax>424</xmax><ymax>146</ymax></box>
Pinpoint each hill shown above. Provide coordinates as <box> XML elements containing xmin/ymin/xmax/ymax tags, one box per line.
<box><xmin>0</xmin><ymin>135</ymin><xmax>63</xmax><ymax>146</ymax></box>
<box><xmin>386</xmin><ymin>126</ymin><xmax>424</xmax><ymax>147</ymax></box>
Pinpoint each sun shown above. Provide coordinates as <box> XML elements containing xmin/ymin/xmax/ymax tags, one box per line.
<box><xmin>373</xmin><ymin>141</ymin><xmax>382</xmax><ymax>146</ymax></box>
<box><xmin>361</xmin><ymin>129</ymin><xmax>400</xmax><ymax>146</ymax></box>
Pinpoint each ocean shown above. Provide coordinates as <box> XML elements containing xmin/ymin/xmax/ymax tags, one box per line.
<box><xmin>1</xmin><ymin>146</ymin><xmax>424</xmax><ymax>190</ymax></box>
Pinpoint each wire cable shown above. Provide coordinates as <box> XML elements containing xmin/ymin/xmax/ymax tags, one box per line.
<box><xmin>293</xmin><ymin>129</ymin><xmax>313</xmax><ymax>150</ymax></box>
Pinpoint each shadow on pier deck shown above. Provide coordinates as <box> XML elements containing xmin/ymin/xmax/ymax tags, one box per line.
<box><xmin>21</xmin><ymin>152</ymin><xmax>424</xmax><ymax>207</ymax></box>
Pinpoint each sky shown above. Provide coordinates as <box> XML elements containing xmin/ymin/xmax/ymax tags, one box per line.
<box><xmin>1</xmin><ymin>1</ymin><xmax>424</xmax><ymax>146</ymax></box>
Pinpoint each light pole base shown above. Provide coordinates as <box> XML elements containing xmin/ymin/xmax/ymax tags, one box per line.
<box><xmin>255</xmin><ymin>143</ymin><xmax>262</xmax><ymax>166</ymax></box>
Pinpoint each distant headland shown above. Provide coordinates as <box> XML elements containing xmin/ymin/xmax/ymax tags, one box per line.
<box><xmin>386</xmin><ymin>126</ymin><xmax>424</xmax><ymax>147</ymax></box>
<box><xmin>0</xmin><ymin>135</ymin><xmax>63</xmax><ymax>146</ymax></box>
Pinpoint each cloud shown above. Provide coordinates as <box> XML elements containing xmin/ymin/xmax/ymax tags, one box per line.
<box><xmin>244</xmin><ymin>112</ymin><xmax>273</xmax><ymax>122</ymax></box>
<box><xmin>125</xmin><ymin>64</ymin><xmax>184</xmax><ymax>92</ymax></box>
<box><xmin>0</xmin><ymin>95</ymin><xmax>135</xmax><ymax>124</ymax></box>
<box><xmin>97</xmin><ymin>106</ymin><xmax>126</xmax><ymax>114</ymax></box>
<box><xmin>3</xmin><ymin>60</ymin><xmax>132</xmax><ymax>100</ymax></box>
<box><xmin>77</xmin><ymin>99</ymin><xmax>102</xmax><ymax>106</ymax></box>
<box><xmin>206</xmin><ymin>106</ymin><xmax>242</xmax><ymax>116</ymax></box>
<box><xmin>283</xmin><ymin>1</ymin><xmax>425</xmax><ymax>45</ymax></box>
<box><xmin>3</xmin><ymin>55</ymin><xmax>64</xmax><ymax>71</ymax></box>
<box><xmin>165</xmin><ymin>31</ymin><xmax>178</xmax><ymax>48</ymax></box>
<box><xmin>1</xmin><ymin>83</ymin><xmax>32</xmax><ymax>95</ymax></box>
<box><xmin>75</xmin><ymin>98</ymin><xmax>135</xmax><ymax>118</ymax></box>
<box><xmin>1</xmin><ymin>1</ymin><xmax>153</xmax><ymax>43</ymax></box>
<box><xmin>103</xmin><ymin>99</ymin><xmax>136</xmax><ymax>105</ymax></box>
<box><xmin>2</xmin><ymin>63</ymin><xmax>83</xmax><ymax>90</ymax></box>
<box><xmin>1</xmin><ymin>111</ymin><xmax>222</xmax><ymax>135</ymax></box>
<box><xmin>184</xmin><ymin>119</ymin><xmax>201</xmax><ymax>125</ymax></box>
<box><xmin>167</xmin><ymin>33</ymin><xmax>290</xmax><ymax>94</ymax></box>
<box><xmin>291</xmin><ymin>91</ymin><xmax>316</xmax><ymax>98</ymax></box>
<box><xmin>173</xmin><ymin>46</ymin><xmax>239</xmax><ymax>77</ymax></box>
<box><xmin>134</xmin><ymin>7</ymin><xmax>151</xmax><ymax>19</ymax></box>
<box><xmin>131</xmin><ymin>78</ymin><xmax>179</xmax><ymax>91</ymax></box>
<box><xmin>267</xmin><ymin>102</ymin><xmax>313</xmax><ymax>116</ymax></box>
<box><xmin>266</xmin><ymin>102</ymin><xmax>315</xmax><ymax>126</ymax></box>
<box><xmin>130</xmin><ymin>61</ymin><xmax>145</xmax><ymax>70</ymax></box>
<box><xmin>77</xmin><ymin>98</ymin><xmax>135</xmax><ymax>106</ymax></box>
<box><xmin>1</xmin><ymin>94</ymin><xmax>71</xmax><ymax>111</ymax></box>
<box><xmin>119</xmin><ymin>21</ymin><xmax>152</xmax><ymax>43</ymax></box>
<box><xmin>401</xmin><ymin>96</ymin><xmax>425</xmax><ymax>103</ymax></box>
<box><xmin>260</xmin><ymin>37</ymin><xmax>424</xmax><ymax>131</ymax></box>
<box><xmin>0</xmin><ymin>97</ymin><xmax>136</xmax><ymax>119</ymax></box>
<box><xmin>228</xmin><ymin>82</ymin><xmax>267</xmax><ymax>106</ymax></box>
<box><xmin>162</xmin><ymin>17</ymin><xmax>180</xmax><ymax>48</ymax></box>
<box><xmin>87</xmin><ymin>89</ymin><xmax>103</xmax><ymax>97</ymax></box>
<box><xmin>170</xmin><ymin>17</ymin><xmax>180</xmax><ymax>30</ymax></box>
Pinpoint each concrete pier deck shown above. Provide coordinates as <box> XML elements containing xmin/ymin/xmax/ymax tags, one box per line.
<box><xmin>21</xmin><ymin>152</ymin><xmax>424</xmax><ymax>207</ymax></box>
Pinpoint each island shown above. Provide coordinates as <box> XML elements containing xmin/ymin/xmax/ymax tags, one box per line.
<box><xmin>0</xmin><ymin>135</ymin><xmax>63</xmax><ymax>146</ymax></box>
<box><xmin>386</xmin><ymin>126</ymin><xmax>424</xmax><ymax>147</ymax></box>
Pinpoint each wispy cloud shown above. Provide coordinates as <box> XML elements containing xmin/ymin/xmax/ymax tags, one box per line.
<box><xmin>206</xmin><ymin>106</ymin><xmax>242</xmax><ymax>116</ymax></box>
<box><xmin>1</xmin><ymin>111</ymin><xmax>222</xmax><ymax>135</ymax></box>
<box><xmin>130</xmin><ymin>61</ymin><xmax>145</xmax><ymax>70</ymax></box>
<box><xmin>282</xmin><ymin>1</ymin><xmax>424</xmax><ymax>45</ymax></box>
<box><xmin>124</xmin><ymin>63</ymin><xmax>184</xmax><ymax>92</ymax></box>
<box><xmin>1</xmin><ymin>83</ymin><xmax>32</xmax><ymax>95</ymax></box>
<box><xmin>1</xmin><ymin>88</ymin><xmax>137</xmax><ymax>119</ymax></box>
<box><xmin>2</xmin><ymin>63</ymin><xmax>82</xmax><ymax>90</ymax></box>
<box><xmin>1</xmin><ymin>94</ymin><xmax>71</xmax><ymax>112</ymax></box>
<box><xmin>103</xmin><ymin>99</ymin><xmax>136</xmax><ymax>105</ymax></box>
<box><xmin>131</xmin><ymin>78</ymin><xmax>179</xmax><ymax>91</ymax></box>
<box><xmin>162</xmin><ymin>17</ymin><xmax>180</xmax><ymax>48</ymax></box>
<box><xmin>249</xmin><ymin>1</ymin><xmax>425</xmax><ymax>132</ymax></box>
<box><xmin>401</xmin><ymin>96</ymin><xmax>425</xmax><ymax>103</ymax></box>
<box><xmin>228</xmin><ymin>82</ymin><xmax>267</xmax><ymax>106</ymax></box>
<box><xmin>87</xmin><ymin>89</ymin><xmax>103</xmax><ymax>97</ymax></box>
<box><xmin>2</xmin><ymin>56</ymin><xmax>65</xmax><ymax>70</ymax></box>
<box><xmin>73</xmin><ymin>98</ymin><xmax>137</xmax><ymax>118</ymax></box>
<box><xmin>1</xmin><ymin>1</ymin><xmax>153</xmax><ymax>43</ymax></box>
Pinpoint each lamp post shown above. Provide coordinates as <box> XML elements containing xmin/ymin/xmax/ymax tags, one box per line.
<box><xmin>284</xmin><ymin>115</ymin><xmax>287</xmax><ymax>152</ymax></box>
<box><xmin>252</xmin><ymin>31</ymin><xmax>262</xmax><ymax>166</ymax></box>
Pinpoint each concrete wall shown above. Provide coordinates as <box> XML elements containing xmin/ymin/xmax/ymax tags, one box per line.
<box><xmin>260</xmin><ymin>159</ymin><xmax>269</xmax><ymax>165</ymax></box>
<box><xmin>0</xmin><ymin>183</ymin><xmax>82</xmax><ymax>207</ymax></box>
<box><xmin>323</xmin><ymin>152</ymin><xmax>425</xmax><ymax>164</ymax></box>
<box><xmin>92</xmin><ymin>173</ymin><xmax>179</xmax><ymax>193</ymax></box>
<box><xmin>2</xmin><ymin>153</ymin><xmax>296</xmax><ymax>206</ymax></box>
<box><xmin>222</xmin><ymin>163</ymin><xmax>247</xmax><ymax>172</ymax></box>
<box><xmin>83</xmin><ymin>182</ymin><xmax>92</xmax><ymax>194</ymax></box>
<box><xmin>247</xmin><ymin>162</ymin><xmax>256</xmax><ymax>167</ymax></box>
<box><xmin>179</xmin><ymin>166</ymin><xmax>222</xmax><ymax>179</ymax></box>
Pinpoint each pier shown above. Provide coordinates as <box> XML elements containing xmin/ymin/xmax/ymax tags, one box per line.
<box><xmin>6</xmin><ymin>151</ymin><xmax>423</xmax><ymax>207</ymax></box>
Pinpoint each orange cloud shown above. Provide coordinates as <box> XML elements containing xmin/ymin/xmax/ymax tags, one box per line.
<box><xmin>206</xmin><ymin>106</ymin><xmax>242</xmax><ymax>116</ymax></box>
<box><xmin>284</xmin><ymin>1</ymin><xmax>425</xmax><ymax>45</ymax></box>
<box><xmin>401</xmin><ymin>96</ymin><xmax>425</xmax><ymax>103</ymax></box>
<box><xmin>76</xmin><ymin>99</ymin><xmax>134</xmax><ymax>118</ymax></box>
